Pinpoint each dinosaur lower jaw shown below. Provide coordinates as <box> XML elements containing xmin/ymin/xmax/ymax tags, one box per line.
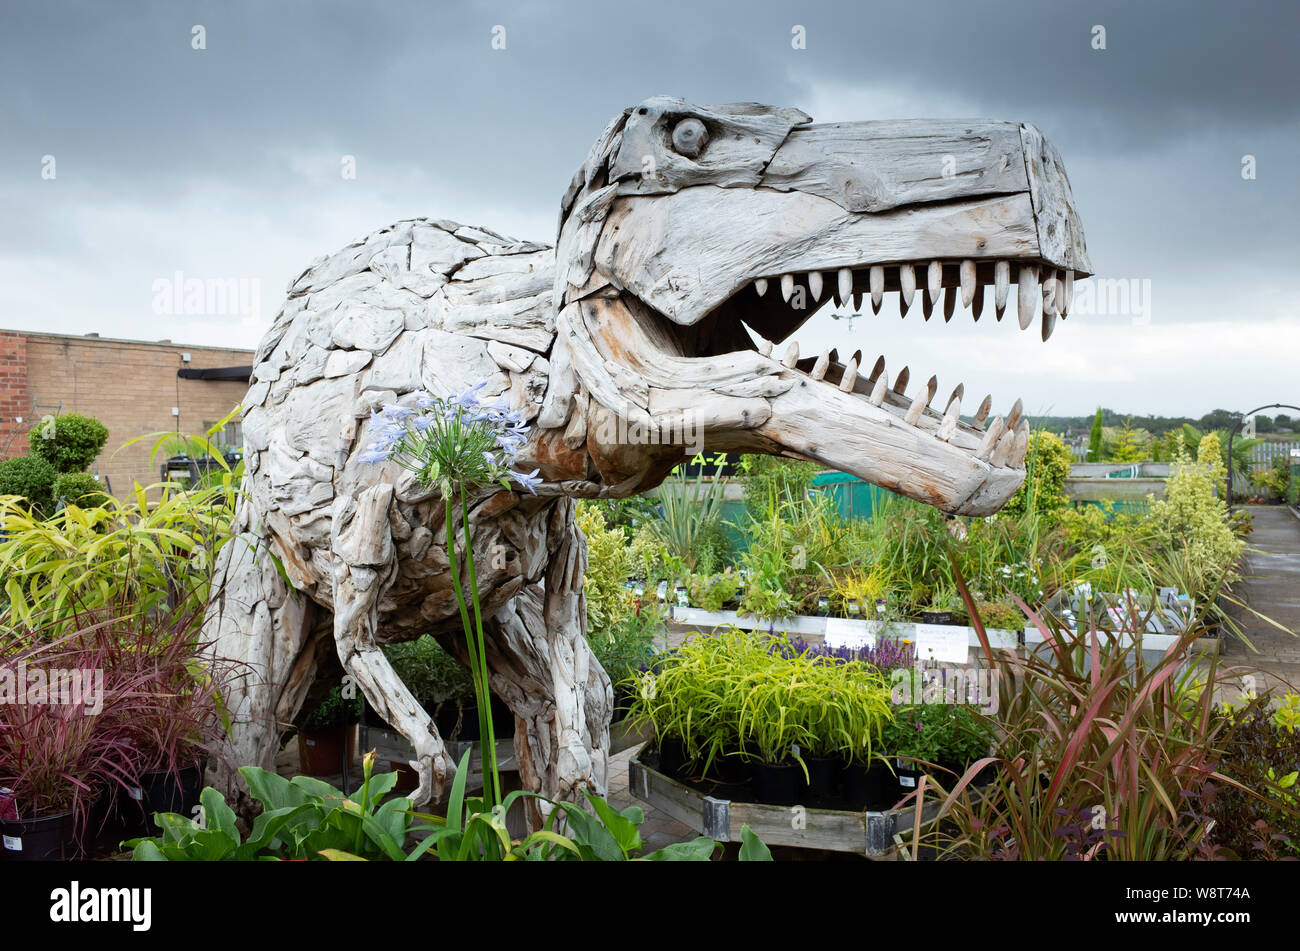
<box><xmin>680</xmin><ymin>255</ymin><xmax>1068</xmax><ymax>468</ymax></box>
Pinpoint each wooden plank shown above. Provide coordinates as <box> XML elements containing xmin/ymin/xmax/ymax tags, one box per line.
<box><xmin>594</xmin><ymin>189</ymin><xmax>1040</xmax><ymax>329</ymax></box>
<box><xmin>1019</xmin><ymin>123</ymin><xmax>1092</xmax><ymax>274</ymax></box>
<box><xmin>761</xmin><ymin>119</ymin><xmax>1028</xmax><ymax>214</ymax></box>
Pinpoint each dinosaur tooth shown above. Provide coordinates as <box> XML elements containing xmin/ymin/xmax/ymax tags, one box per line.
<box><xmin>812</xmin><ymin>350</ymin><xmax>830</xmax><ymax>380</ymax></box>
<box><xmin>838</xmin><ymin>268</ymin><xmax>853</xmax><ymax>307</ymax></box>
<box><xmin>853</xmin><ymin>290</ymin><xmax>864</xmax><ymax>312</ymax></box>
<box><xmin>808</xmin><ymin>271</ymin><xmax>824</xmax><ymax>302</ymax></box>
<box><xmin>971</xmin><ymin>281</ymin><xmax>985</xmax><ymax>322</ymax></box>
<box><xmin>1006</xmin><ymin>397</ymin><xmax>1024</xmax><ymax>431</ymax></box>
<box><xmin>994</xmin><ymin>261</ymin><xmax>1010</xmax><ymax>319</ymax></box>
<box><xmin>937</xmin><ymin>395</ymin><xmax>962</xmax><ymax>441</ymax></box>
<box><xmin>960</xmin><ymin>260</ymin><xmax>976</xmax><ymax>308</ymax></box>
<box><xmin>1042</xmin><ymin>309</ymin><xmax>1058</xmax><ymax>342</ymax></box>
<box><xmin>1060</xmin><ymin>270</ymin><xmax>1074</xmax><ymax>317</ymax></box>
<box><xmin>1017</xmin><ymin>265</ymin><xmax>1039</xmax><ymax>331</ymax></box>
<box><xmin>973</xmin><ymin>394</ymin><xmax>992</xmax><ymax>429</ymax></box>
<box><xmin>892</xmin><ymin>365</ymin><xmax>910</xmax><ymax>394</ymax></box>
<box><xmin>943</xmin><ymin>285</ymin><xmax>957</xmax><ymax>322</ymax></box>
<box><xmin>869</xmin><ymin>265</ymin><xmax>884</xmax><ymax>313</ymax></box>
<box><xmin>754</xmin><ymin>278</ymin><xmax>768</xmax><ymax>297</ymax></box>
<box><xmin>781</xmin><ymin>340</ymin><xmax>799</xmax><ymax>368</ymax></box>
<box><xmin>947</xmin><ymin>383</ymin><xmax>965</xmax><ymax>407</ymax></box>
<box><xmin>869</xmin><ymin>354</ymin><xmax>884</xmax><ymax>382</ymax></box>
<box><xmin>977</xmin><ymin>415</ymin><xmax>1006</xmax><ymax>459</ymax></box>
<box><xmin>839</xmin><ymin>356</ymin><xmax>858</xmax><ymax>392</ymax></box>
<box><xmin>781</xmin><ymin>273</ymin><xmax>795</xmax><ymax>303</ymax></box>
<box><xmin>868</xmin><ymin>371</ymin><xmax>889</xmax><ymax>406</ymax></box>
<box><xmin>904</xmin><ymin>376</ymin><xmax>938</xmax><ymax>426</ymax></box>
<box><xmin>1011</xmin><ymin>419</ymin><xmax>1031</xmax><ymax>467</ymax></box>
<box><xmin>927</xmin><ymin>260</ymin><xmax>943</xmax><ymax>308</ymax></box>
<box><xmin>1042</xmin><ymin>271</ymin><xmax>1058</xmax><ymax>315</ymax></box>
<box><xmin>1013</xmin><ymin>263</ymin><xmax>1034</xmax><ymax>329</ymax></box>
<box><xmin>757</xmin><ymin>335</ymin><xmax>773</xmax><ymax>357</ymax></box>
<box><xmin>921</xmin><ymin>293</ymin><xmax>933</xmax><ymax>320</ymax></box>
<box><xmin>991</xmin><ymin>427</ymin><xmax>1018</xmax><ymax>467</ymax></box>
<box><xmin>899</xmin><ymin>265</ymin><xmax>916</xmax><ymax>315</ymax></box>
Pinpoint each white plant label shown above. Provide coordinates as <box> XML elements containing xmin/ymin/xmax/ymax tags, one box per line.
<box><xmin>3</xmin><ymin>835</ymin><xmax>21</xmax><ymax>851</ymax></box>
<box><xmin>913</xmin><ymin>623</ymin><xmax>969</xmax><ymax>663</ymax></box>
<box><xmin>823</xmin><ymin>617</ymin><xmax>875</xmax><ymax>649</ymax></box>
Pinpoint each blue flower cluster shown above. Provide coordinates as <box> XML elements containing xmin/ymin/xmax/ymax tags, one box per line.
<box><xmin>358</xmin><ymin>380</ymin><xmax>542</xmax><ymax>494</ymax></box>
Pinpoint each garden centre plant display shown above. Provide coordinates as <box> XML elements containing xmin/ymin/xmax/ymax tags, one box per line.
<box><xmin>0</xmin><ymin>600</ymin><xmax>237</xmax><ymax>860</ymax></box>
<box><xmin>628</xmin><ymin>628</ymin><xmax>898</xmax><ymax>806</ymax></box>
<box><xmin>127</xmin><ymin>749</ymin><xmax>772</xmax><ymax>862</ymax></box>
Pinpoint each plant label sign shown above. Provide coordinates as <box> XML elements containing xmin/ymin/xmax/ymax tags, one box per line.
<box><xmin>823</xmin><ymin>617</ymin><xmax>875</xmax><ymax>649</ymax></box>
<box><xmin>912</xmin><ymin>624</ymin><xmax>969</xmax><ymax>664</ymax></box>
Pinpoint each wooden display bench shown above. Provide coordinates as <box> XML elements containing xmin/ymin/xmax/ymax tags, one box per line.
<box><xmin>628</xmin><ymin>744</ymin><xmax>944</xmax><ymax>859</ymax></box>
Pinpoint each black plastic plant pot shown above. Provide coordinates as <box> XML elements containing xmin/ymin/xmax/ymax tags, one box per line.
<box><xmin>800</xmin><ymin>756</ymin><xmax>840</xmax><ymax>800</ymax></box>
<box><xmin>656</xmin><ymin>737</ymin><xmax>687</xmax><ymax>778</ymax></box>
<box><xmin>1</xmin><ymin>809</ymin><xmax>80</xmax><ymax>861</ymax></box>
<box><xmin>894</xmin><ymin>759</ymin><xmax>923</xmax><ymax>796</ymax></box>
<box><xmin>110</xmin><ymin>762</ymin><xmax>207</xmax><ymax>843</ymax></box>
<box><xmin>754</xmin><ymin>762</ymin><xmax>800</xmax><ymax>806</ymax></box>
<box><xmin>842</xmin><ymin>759</ymin><xmax>896</xmax><ymax>811</ymax></box>
<box><xmin>703</xmin><ymin>753</ymin><xmax>755</xmax><ymax>788</ymax></box>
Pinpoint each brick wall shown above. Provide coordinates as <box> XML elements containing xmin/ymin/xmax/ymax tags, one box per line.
<box><xmin>0</xmin><ymin>332</ymin><xmax>29</xmax><ymax>458</ymax></box>
<box><xmin>0</xmin><ymin>330</ymin><xmax>253</xmax><ymax>494</ymax></box>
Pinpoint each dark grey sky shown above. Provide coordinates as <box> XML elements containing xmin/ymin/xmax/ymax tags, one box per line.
<box><xmin>3</xmin><ymin>1</ymin><xmax>1297</xmax><ymax>417</ymax></box>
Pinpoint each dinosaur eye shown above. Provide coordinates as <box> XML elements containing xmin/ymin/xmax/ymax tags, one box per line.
<box><xmin>670</xmin><ymin>117</ymin><xmax>708</xmax><ymax>158</ymax></box>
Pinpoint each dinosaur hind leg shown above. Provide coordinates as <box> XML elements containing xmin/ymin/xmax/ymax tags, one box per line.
<box><xmin>486</xmin><ymin>497</ymin><xmax>612</xmax><ymax>827</ymax></box>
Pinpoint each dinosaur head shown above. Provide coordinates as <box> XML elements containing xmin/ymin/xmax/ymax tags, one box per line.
<box><xmin>542</xmin><ymin>97</ymin><xmax>1091</xmax><ymax>515</ymax></box>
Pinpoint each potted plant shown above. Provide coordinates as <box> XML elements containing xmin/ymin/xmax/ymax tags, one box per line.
<box><xmin>101</xmin><ymin>607</ymin><xmax>231</xmax><ymax>843</ymax></box>
<box><xmin>297</xmin><ymin>683</ymin><xmax>363</xmax><ymax>777</ymax></box>
<box><xmin>919</xmin><ymin>582</ymin><xmax>960</xmax><ymax>625</ymax></box>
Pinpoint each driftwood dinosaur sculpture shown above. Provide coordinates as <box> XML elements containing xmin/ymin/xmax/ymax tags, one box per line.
<box><xmin>206</xmin><ymin>97</ymin><xmax>1090</xmax><ymax>815</ymax></box>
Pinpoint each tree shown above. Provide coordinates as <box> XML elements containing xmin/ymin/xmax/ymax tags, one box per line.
<box><xmin>28</xmin><ymin>412</ymin><xmax>109</xmax><ymax>473</ymax></box>
<box><xmin>1109</xmin><ymin>419</ymin><xmax>1152</xmax><ymax>463</ymax></box>
<box><xmin>1086</xmin><ymin>407</ymin><xmax>1104</xmax><ymax>462</ymax></box>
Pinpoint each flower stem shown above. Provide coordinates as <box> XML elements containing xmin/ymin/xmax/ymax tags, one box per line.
<box><xmin>461</xmin><ymin>483</ymin><xmax>501</xmax><ymax>806</ymax></box>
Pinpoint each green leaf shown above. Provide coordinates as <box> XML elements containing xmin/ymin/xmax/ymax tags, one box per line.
<box><xmin>738</xmin><ymin>824</ymin><xmax>774</xmax><ymax>861</ymax></box>
<box><xmin>640</xmin><ymin>836</ymin><xmax>719</xmax><ymax>861</ymax></box>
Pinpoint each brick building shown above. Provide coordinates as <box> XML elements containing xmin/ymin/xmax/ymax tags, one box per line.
<box><xmin>0</xmin><ymin>329</ymin><xmax>253</xmax><ymax>494</ymax></box>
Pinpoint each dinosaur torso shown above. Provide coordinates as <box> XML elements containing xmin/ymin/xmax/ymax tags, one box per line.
<box><xmin>239</xmin><ymin>218</ymin><xmax>573</xmax><ymax>640</ymax></box>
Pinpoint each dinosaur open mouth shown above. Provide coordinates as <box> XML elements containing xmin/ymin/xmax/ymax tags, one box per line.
<box><xmin>659</xmin><ymin>255</ymin><xmax>1076</xmax><ymax>470</ymax></box>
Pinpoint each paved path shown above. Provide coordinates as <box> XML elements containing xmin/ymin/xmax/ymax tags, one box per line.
<box><xmin>1223</xmin><ymin>505</ymin><xmax>1300</xmax><ymax>694</ymax></box>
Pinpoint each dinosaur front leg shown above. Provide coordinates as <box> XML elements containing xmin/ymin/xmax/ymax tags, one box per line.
<box><xmin>488</xmin><ymin>498</ymin><xmax>611</xmax><ymax>827</ymax></box>
<box><xmin>331</xmin><ymin>484</ymin><xmax>453</xmax><ymax>806</ymax></box>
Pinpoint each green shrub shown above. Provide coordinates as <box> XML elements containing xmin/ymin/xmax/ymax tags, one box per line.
<box><xmin>1000</xmin><ymin>431</ymin><xmax>1072</xmax><ymax>522</ymax></box>
<box><xmin>0</xmin><ymin>454</ymin><xmax>57</xmax><ymax>516</ymax></box>
<box><xmin>301</xmin><ymin>683</ymin><xmax>363</xmax><ymax>730</ymax></box>
<box><xmin>1147</xmin><ymin>446</ymin><xmax>1243</xmax><ymax>592</ymax></box>
<box><xmin>28</xmin><ymin>412</ymin><xmax>109</xmax><ymax>473</ymax></box>
<box><xmin>52</xmin><ymin>472</ymin><xmax>108</xmax><ymax>508</ymax></box>
<box><xmin>383</xmin><ymin>635</ymin><xmax>474</xmax><ymax>708</ymax></box>
<box><xmin>687</xmin><ymin>570</ymin><xmax>740</xmax><ymax>612</ymax></box>
<box><xmin>575</xmin><ymin>502</ymin><xmax>635</xmax><ymax>635</ymax></box>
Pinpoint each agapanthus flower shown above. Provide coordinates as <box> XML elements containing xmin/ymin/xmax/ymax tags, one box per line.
<box><xmin>510</xmin><ymin>468</ymin><xmax>542</xmax><ymax>494</ymax></box>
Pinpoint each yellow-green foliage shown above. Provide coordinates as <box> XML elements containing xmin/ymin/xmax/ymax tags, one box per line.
<box><xmin>575</xmin><ymin>502</ymin><xmax>634</xmax><ymax>635</ymax></box>
<box><xmin>1000</xmin><ymin>431</ymin><xmax>1072</xmax><ymax>521</ymax></box>
<box><xmin>1147</xmin><ymin>446</ymin><xmax>1243</xmax><ymax>592</ymax></box>
<box><xmin>0</xmin><ymin>477</ymin><xmax>237</xmax><ymax>629</ymax></box>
